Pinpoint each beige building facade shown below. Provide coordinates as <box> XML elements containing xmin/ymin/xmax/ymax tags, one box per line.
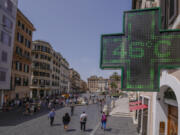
<box><xmin>31</xmin><ymin>40</ymin><xmax>52</xmax><ymax>98</ymax></box>
<box><xmin>6</xmin><ymin>9</ymin><xmax>35</xmax><ymax>100</ymax></box>
<box><xmin>87</xmin><ymin>76</ymin><xmax>99</xmax><ymax>92</ymax></box>
<box><xmin>69</xmin><ymin>68</ymin><xmax>81</xmax><ymax>93</ymax></box>
<box><xmin>60</xmin><ymin>58</ymin><xmax>69</xmax><ymax>93</ymax></box>
<box><xmin>31</xmin><ymin>40</ymin><xmax>70</xmax><ymax>98</ymax></box>
<box><xmin>87</xmin><ymin>76</ymin><xmax>108</xmax><ymax>92</ymax></box>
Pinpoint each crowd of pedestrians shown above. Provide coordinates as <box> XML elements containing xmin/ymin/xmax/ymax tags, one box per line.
<box><xmin>47</xmin><ymin>94</ymin><xmax>109</xmax><ymax>132</ymax></box>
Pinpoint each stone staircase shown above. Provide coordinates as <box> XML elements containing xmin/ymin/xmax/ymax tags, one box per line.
<box><xmin>111</xmin><ymin>112</ymin><xmax>132</xmax><ymax>117</ymax></box>
<box><xmin>109</xmin><ymin>97</ymin><xmax>132</xmax><ymax>118</ymax></box>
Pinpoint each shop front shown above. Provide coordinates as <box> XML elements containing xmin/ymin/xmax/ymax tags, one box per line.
<box><xmin>153</xmin><ymin>71</ymin><xmax>180</xmax><ymax>135</ymax></box>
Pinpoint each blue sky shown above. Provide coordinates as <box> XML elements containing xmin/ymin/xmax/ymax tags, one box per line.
<box><xmin>18</xmin><ymin>0</ymin><xmax>131</xmax><ymax>81</ymax></box>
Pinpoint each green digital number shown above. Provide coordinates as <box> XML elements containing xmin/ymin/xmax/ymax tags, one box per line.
<box><xmin>155</xmin><ymin>40</ymin><xmax>171</xmax><ymax>58</ymax></box>
<box><xmin>129</xmin><ymin>42</ymin><xmax>144</xmax><ymax>58</ymax></box>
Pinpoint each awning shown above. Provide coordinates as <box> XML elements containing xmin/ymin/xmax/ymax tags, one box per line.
<box><xmin>129</xmin><ymin>101</ymin><xmax>142</xmax><ymax>105</ymax></box>
<box><xmin>129</xmin><ymin>104</ymin><xmax>148</xmax><ymax>111</ymax></box>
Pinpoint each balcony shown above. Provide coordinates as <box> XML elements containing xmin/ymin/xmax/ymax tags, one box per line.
<box><xmin>14</xmin><ymin>52</ymin><xmax>32</xmax><ymax>62</ymax></box>
<box><xmin>31</xmin><ymin>66</ymin><xmax>52</xmax><ymax>73</ymax></box>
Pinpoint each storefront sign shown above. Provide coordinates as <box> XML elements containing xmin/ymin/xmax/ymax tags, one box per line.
<box><xmin>100</xmin><ymin>8</ymin><xmax>180</xmax><ymax>91</ymax></box>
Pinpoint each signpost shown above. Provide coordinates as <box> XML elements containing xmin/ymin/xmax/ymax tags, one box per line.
<box><xmin>100</xmin><ymin>8</ymin><xmax>180</xmax><ymax>92</ymax></box>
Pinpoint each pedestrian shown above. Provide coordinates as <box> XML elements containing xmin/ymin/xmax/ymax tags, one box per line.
<box><xmin>48</xmin><ymin>108</ymin><xmax>55</xmax><ymax>126</ymax></box>
<box><xmin>101</xmin><ymin>112</ymin><xmax>107</xmax><ymax>130</ymax></box>
<box><xmin>48</xmin><ymin>102</ymin><xmax>52</xmax><ymax>110</ymax></box>
<box><xmin>80</xmin><ymin>111</ymin><xmax>87</xmax><ymax>131</ymax></box>
<box><xmin>62</xmin><ymin>113</ymin><xmax>71</xmax><ymax>130</ymax></box>
<box><xmin>70</xmin><ymin>103</ymin><xmax>74</xmax><ymax>116</ymax></box>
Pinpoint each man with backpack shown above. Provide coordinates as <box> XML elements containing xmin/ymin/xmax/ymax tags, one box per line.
<box><xmin>80</xmin><ymin>111</ymin><xmax>87</xmax><ymax>131</ymax></box>
<box><xmin>101</xmin><ymin>112</ymin><xmax>107</xmax><ymax>130</ymax></box>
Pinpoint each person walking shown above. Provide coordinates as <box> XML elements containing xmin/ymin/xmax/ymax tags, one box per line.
<box><xmin>62</xmin><ymin>113</ymin><xmax>71</xmax><ymax>130</ymax></box>
<box><xmin>80</xmin><ymin>111</ymin><xmax>87</xmax><ymax>131</ymax></box>
<box><xmin>70</xmin><ymin>103</ymin><xmax>75</xmax><ymax>116</ymax></box>
<box><xmin>101</xmin><ymin>112</ymin><xmax>107</xmax><ymax>130</ymax></box>
<box><xmin>48</xmin><ymin>108</ymin><xmax>55</xmax><ymax>126</ymax></box>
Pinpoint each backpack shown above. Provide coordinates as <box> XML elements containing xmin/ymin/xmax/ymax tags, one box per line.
<box><xmin>102</xmin><ymin>114</ymin><xmax>106</xmax><ymax>121</ymax></box>
<box><xmin>82</xmin><ymin>116</ymin><xmax>87</xmax><ymax>122</ymax></box>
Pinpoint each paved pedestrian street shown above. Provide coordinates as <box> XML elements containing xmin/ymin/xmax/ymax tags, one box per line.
<box><xmin>94</xmin><ymin>117</ymin><xmax>138</xmax><ymax>135</ymax></box>
<box><xmin>0</xmin><ymin>104</ymin><xmax>138</xmax><ymax>135</ymax></box>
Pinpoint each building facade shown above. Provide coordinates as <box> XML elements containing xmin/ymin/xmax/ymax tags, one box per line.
<box><xmin>80</xmin><ymin>80</ymin><xmax>88</xmax><ymax>92</ymax></box>
<box><xmin>31</xmin><ymin>40</ymin><xmax>70</xmax><ymax>97</ymax></box>
<box><xmin>87</xmin><ymin>76</ymin><xmax>108</xmax><ymax>92</ymax></box>
<box><xmin>60</xmin><ymin>58</ymin><xmax>69</xmax><ymax>94</ymax></box>
<box><xmin>87</xmin><ymin>76</ymin><xmax>99</xmax><ymax>92</ymax></box>
<box><xmin>4</xmin><ymin>9</ymin><xmax>35</xmax><ymax>102</ymax></box>
<box><xmin>0</xmin><ymin>0</ymin><xmax>18</xmax><ymax>107</ymax></box>
<box><xmin>51</xmin><ymin>51</ymin><xmax>61</xmax><ymax>95</ymax></box>
<box><xmin>69</xmin><ymin>68</ymin><xmax>81</xmax><ymax>93</ymax></box>
<box><xmin>31</xmin><ymin>40</ymin><xmax>52</xmax><ymax>98</ymax></box>
<box><xmin>98</xmin><ymin>77</ymin><xmax>108</xmax><ymax>92</ymax></box>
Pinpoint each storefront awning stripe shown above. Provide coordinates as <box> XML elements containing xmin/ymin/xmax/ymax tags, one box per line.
<box><xmin>129</xmin><ymin>104</ymin><xmax>148</xmax><ymax>111</ymax></box>
<box><xmin>129</xmin><ymin>101</ymin><xmax>142</xmax><ymax>105</ymax></box>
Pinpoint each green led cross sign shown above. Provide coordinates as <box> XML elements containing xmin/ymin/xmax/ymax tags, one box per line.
<box><xmin>100</xmin><ymin>8</ymin><xmax>180</xmax><ymax>92</ymax></box>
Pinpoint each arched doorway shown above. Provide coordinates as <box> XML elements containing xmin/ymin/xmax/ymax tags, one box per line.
<box><xmin>154</xmin><ymin>71</ymin><xmax>180</xmax><ymax>135</ymax></box>
<box><xmin>165</xmin><ymin>87</ymin><xmax>178</xmax><ymax>135</ymax></box>
<box><xmin>156</xmin><ymin>86</ymin><xmax>178</xmax><ymax>135</ymax></box>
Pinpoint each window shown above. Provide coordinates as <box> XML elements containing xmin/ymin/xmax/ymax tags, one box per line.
<box><xmin>25</xmin><ymin>39</ymin><xmax>27</xmax><ymax>46</ymax></box>
<box><xmin>29</xmin><ymin>30</ymin><xmax>32</xmax><ymax>36</ymax></box>
<box><xmin>1</xmin><ymin>31</ymin><xmax>11</xmax><ymax>46</ymax></box>
<box><xmin>17</xmin><ymin>32</ymin><xmax>24</xmax><ymax>43</ymax></box>
<box><xmin>18</xmin><ymin>20</ymin><xmax>21</xmax><ymax>27</ymax></box>
<box><xmin>1</xmin><ymin>51</ymin><xmax>7</xmax><ymax>63</ymax></box>
<box><xmin>24</xmin><ymin>64</ymin><xmax>29</xmax><ymax>73</ymax></box>
<box><xmin>35</xmin><ymin>54</ymin><xmax>38</xmax><ymax>58</ymax></box>
<box><xmin>166</xmin><ymin>0</ymin><xmax>178</xmax><ymax>25</ymax></box>
<box><xmin>21</xmin><ymin>24</ymin><xmax>24</xmax><ymax>30</ymax></box>
<box><xmin>4</xmin><ymin>0</ymin><xmax>13</xmax><ymax>14</ymax></box>
<box><xmin>39</xmin><ymin>79</ymin><xmax>45</xmax><ymax>85</ymax></box>
<box><xmin>20</xmin><ymin>35</ymin><xmax>24</xmax><ymax>43</ymax></box>
<box><xmin>27</xmin><ymin>41</ymin><xmax>31</xmax><ymax>48</ymax></box>
<box><xmin>33</xmin><ymin>79</ymin><xmax>38</xmax><ymax>85</ymax></box>
<box><xmin>37</xmin><ymin>45</ymin><xmax>40</xmax><ymax>50</ymax></box>
<box><xmin>40</xmin><ymin>55</ymin><xmax>43</xmax><ymax>59</ymax></box>
<box><xmin>15</xmin><ymin>77</ymin><xmax>21</xmax><ymax>86</ymax></box>
<box><xmin>27</xmin><ymin>52</ymin><xmax>30</xmax><ymax>57</ymax></box>
<box><xmin>15</xmin><ymin>61</ymin><xmax>22</xmax><ymax>71</ymax></box>
<box><xmin>0</xmin><ymin>71</ymin><xmax>6</xmax><ymax>81</ymax></box>
<box><xmin>23</xmin><ymin>78</ymin><xmax>28</xmax><ymax>86</ymax></box>
<box><xmin>26</xmin><ymin>28</ymin><xmax>28</xmax><ymax>33</ymax></box>
<box><xmin>16</xmin><ymin>47</ymin><xmax>22</xmax><ymax>56</ymax></box>
<box><xmin>3</xmin><ymin>15</ymin><xmax>13</xmax><ymax>29</ymax></box>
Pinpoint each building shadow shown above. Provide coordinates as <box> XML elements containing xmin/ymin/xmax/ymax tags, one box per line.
<box><xmin>66</xmin><ymin>129</ymin><xmax>76</xmax><ymax>132</ymax></box>
<box><xmin>0</xmin><ymin>105</ymin><xmax>63</xmax><ymax>127</ymax></box>
<box><xmin>105</xmin><ymin>128</ymin><xmax>112</xmax><ymax>131</ymax></box>
<box><xmin>52</xmin><ymin>123</ymin><xmax>61</xmax><ymax>126</ymax></box>
<box><xmin>85</xmin><ymin>129</ymin><xmax>93</xmax><ymax>132</ymax></box>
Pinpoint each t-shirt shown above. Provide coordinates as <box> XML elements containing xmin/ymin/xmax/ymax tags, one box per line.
<box><xmin>80</xmin><ymin>113</ymin><xmax>87</xmax><ymax>122</ymax></box>
<box><xmin>49</xmin><ymin>111</ymin><xmax>55</xmax><ymax>118</ymax></box>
